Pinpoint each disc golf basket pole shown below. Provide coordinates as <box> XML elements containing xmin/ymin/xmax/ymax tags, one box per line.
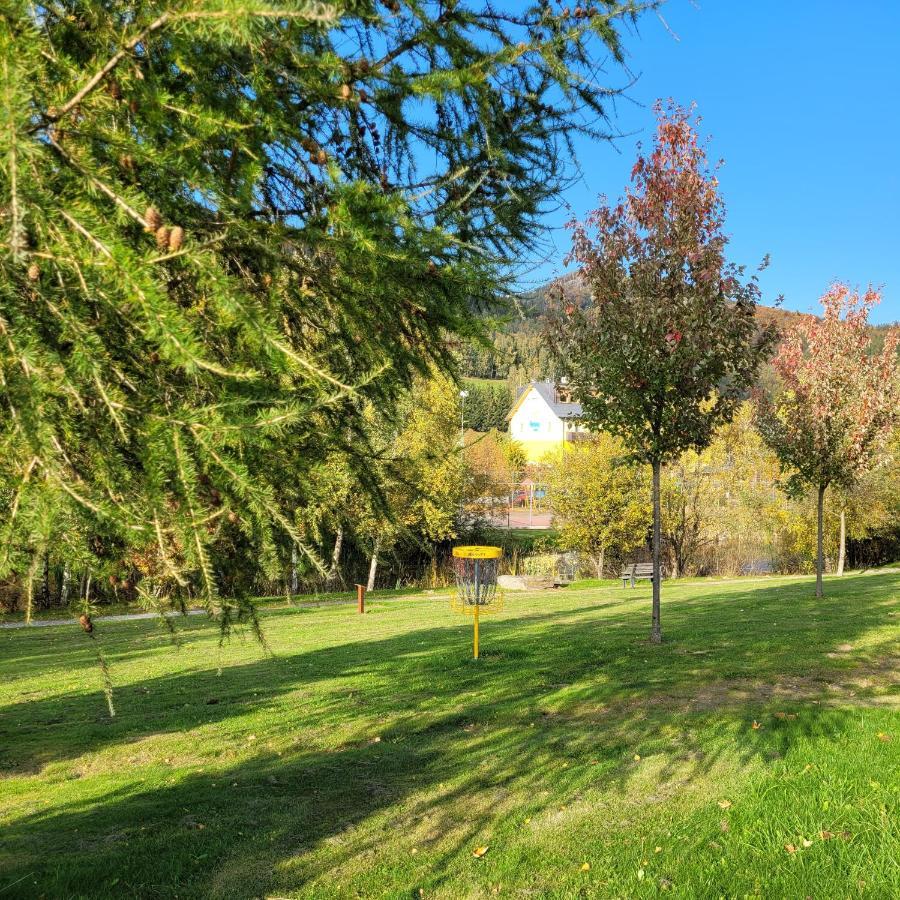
<box><xmin>451</xmin><ymin>546</ymin><xmax>503</xmax><ymax>659</ymax></box>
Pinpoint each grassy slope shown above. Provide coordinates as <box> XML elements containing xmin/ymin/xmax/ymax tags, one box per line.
<box><xmin>0</xmin><ymin>574</ymin><xmax>897</xmax><ymax>899</ymax></box>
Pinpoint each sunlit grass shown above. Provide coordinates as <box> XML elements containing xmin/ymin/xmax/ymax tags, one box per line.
<box><xmin>0</xmin><ymin>574</ymin><xmax>897</xmax><ymax>898</ymax></box>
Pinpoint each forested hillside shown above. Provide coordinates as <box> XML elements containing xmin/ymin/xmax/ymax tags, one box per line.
<box><xmin>458</xmin><ymin>274</ymin><xmax>899</xmax><ymax>393</ymax></box>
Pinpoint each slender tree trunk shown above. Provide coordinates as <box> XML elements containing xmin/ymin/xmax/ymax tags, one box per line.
<box><xmin>816</xmin><ymin>483</ymin><xmax>826</xmax><ymax>598</ymax></box>
<box><xmin>290</xmin><ymin>545</ymin><xmax>299</xmax><ymax>596</ymax></box>
<box><xmin>39</xmin><ymin>553</ymin><xmax>50</xmax><ymax>609</ymax></box>
<box><xmin>367</xmin><ymin>536</ymin><xmax>380</xmax><ymax>592</ymax></box>
<box><xmin>60</xmin><ymin>563</ymin><xmax>71</xmax><ymax>606</ymax></box>
<box><xmin>651</xmin><ymin>459</ymin><xmax>662</xmax><ymax>643</ymax></box>
<box><xmin>328</xmin><ymin>526</ymin><xmax>344</xmax><ymax>584</ymax></box>
<box><xmin>836</xmin><ymin>507</ymin><xmax>846</xmax><ymax>577</ymax></box>
<box><xmin>595</xmin><ymin>548</ymin><xmax>605</xmax><ymax>580</ymax></box>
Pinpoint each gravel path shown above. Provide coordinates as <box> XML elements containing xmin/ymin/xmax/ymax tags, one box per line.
<box><xmin>0</xmin><ymin>609</ymin><xmax>208</xmax><ymax>630</ymax></box>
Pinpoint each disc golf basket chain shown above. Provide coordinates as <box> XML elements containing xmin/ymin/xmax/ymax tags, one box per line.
<box><xmin>451</xmin><ymin>546</ymin><xmax>503</xmax><ymax>659</ymax></box>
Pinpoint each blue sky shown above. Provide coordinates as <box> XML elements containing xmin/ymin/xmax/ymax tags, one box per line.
<box><xmin>530</xmin><ymin>0</ymin><xmax>900</xmax><ymax>324</ymax></box>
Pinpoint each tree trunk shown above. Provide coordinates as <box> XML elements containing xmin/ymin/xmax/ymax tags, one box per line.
<box><xmin>366</xmin><ymin>536</ymin><xmax>380</xmax><ymax>592</ymax></box>
<box><xmin>328</xmin><ymin>526</ymin><xmax>344</xmax><ymax>585</ymax></box>
<box><xmin>651</xmin><ymin>459</ymin><xmax>662</xmax><ymax>643</ymax></box>
<box><xmin>816</xmin><ymin>483</ymin><xmax>826</xmax><ymax>598</ymax></box>
<box><xmin>595</xmin><ymin>548</ymin><xmax>605</xmax><ymax>580</ymax></box>
<box><xmin>670</xmin><ymin>552</ymin><xmax>680</xmax><ymax>580</ymax></box>
<box><xmin>836</xmin><ymin>507</ymin><xmax>846</xmax><ymax>577</ymax></box>
<box><xmin>60</xmin><ymin>563</ymin><xmax>71</xmax><ymax>606</ymax></box>
<box><xmin>39</xmin><ymin>553</ymin><xmax>50</xmax><ymax>609</ymax></box>
<box><xmin>290</xmin><ymin>545</ymin><xmax>299</xmax><ymax>596</ymax></box>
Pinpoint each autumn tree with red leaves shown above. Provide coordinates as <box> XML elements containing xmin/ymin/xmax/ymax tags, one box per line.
<box><xmin>548</xmin><ymin>102</ymin><xmax>776</xmax><ymax>643</ymax></box>
<box><xmin>755</xmin><ymin>285</ymin><xmax>900</xmax><ymax>598</ymax></box>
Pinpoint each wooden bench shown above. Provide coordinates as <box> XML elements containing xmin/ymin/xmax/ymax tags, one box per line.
<box><xmin>621</xmin><ymin>562</ymin><xmax>655</xmax><ymax>587</ymax></box>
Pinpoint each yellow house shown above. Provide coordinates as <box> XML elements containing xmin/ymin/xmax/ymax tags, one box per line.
<box><xmin>507</xmin><ymin>381</ymin><xmax>588</xmax><ymax>463</ymax></box>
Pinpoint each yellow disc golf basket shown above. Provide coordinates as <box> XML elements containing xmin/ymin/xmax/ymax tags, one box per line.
<box><xmin>451</xmin><ymin>546</ymin><xmax>503</xmax><ymax>659</ymax></box>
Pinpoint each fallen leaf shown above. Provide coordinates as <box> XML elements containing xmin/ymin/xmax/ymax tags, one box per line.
<box><xmin>717</xmin><ymin>799</ymin><xmax>732</xmax><ymax>810</ymax></box>
<box><xmin>785</xmin><ymin>844</ymin><xmax>797</xmax><ymax>854</ymax></box>
<box><xmin>411</xmin><ymin>848</ymin><xmax>418</xmax><ymax>855</ymax></box>
<box><xmin>819</xmin><ymin>830</ymin><xmax>833</xmax><ymax>840</ymax></box>
<box><xmin>720</xmin><ymin>820</ymin><xmax>730</xmax><ymax>832</ymax></box>
<box><xmin>774</xmin><ymin>711</ymin><xmax>797</xmax><ymax>720</ymax></box>
<box><xmin>633</xmin><ymin>754</ymin><xmax>641</xmax><ymax>761</ymax></box>
<box><xmin>581</xmin><ymin>862</ymin><xmax>590</xmax><ymax>871</ymax></box>
<box><xmin>637</xmin><ymin>868</ymin><xmax>645</xmax><ymax>881</ymax></box>
<box><xmin>802</xmin><ymin>838</ymin><xmax>813</xmax><ymax>848</ymax></box>
<box><xmin>839</xmin><ymin>831</ymin><xmax>852</xmax><ymax>841</ymax></box>
<box><xmin>751</xmin><ymin>720</ymin><xmax>762</xmax><ymax>730</ymax></box>
<box><xmin>523</xmin><ymin>817</ymin><xmax>531</xmax><ymax>825</ymax></box>
<box><xmin>654</xmin><ymin>846</ymin><xmax>662</xmax><ymax>853</ymax></box>
<box><xmin>473</xmin><ymin>845</ymin><xmax>489</xmax><ymax>859</ymax></box>
<box><xmin>877</xmin><ymin>732</ymin><xmax>891</xmax><ymax>742</ymax></box>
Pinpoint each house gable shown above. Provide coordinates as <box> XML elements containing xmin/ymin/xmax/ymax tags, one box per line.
<box><xmin>509</xmin><ymin>385</ymin><xmax>563</xmax><ymax>440</ymax></box>
<box><xmin>508</xmin><ymin>381</ymin><xmax>588</xmax><ymax>462</ymax></box>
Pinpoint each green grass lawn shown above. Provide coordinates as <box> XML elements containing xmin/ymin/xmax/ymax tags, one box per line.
<box><xmin>1</xmin><ymin>574</ymin><xmax>898</xmax><ymax>898</ymax></box>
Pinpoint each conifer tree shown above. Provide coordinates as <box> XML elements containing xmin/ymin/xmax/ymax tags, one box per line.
<box><xmin>1</xmin><ymin>1</ymin><xmax>647</xmax><ymax>626</ymax></box>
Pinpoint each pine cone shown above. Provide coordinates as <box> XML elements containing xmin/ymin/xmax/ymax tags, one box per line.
<box><xmin>155</xmin><ymin>226</ymin><xmax>171</xmax><ymax>250</ymax></box>
<box><xmin>316</xmin><ymin>149</ymin><xmax>327</xmax><ymax>166</ymax></box>
<box><xmin>79</xmin><ymin>614</ymin><xmax>93</xmax><ymax>634</ymax></box>
<box><xmin>168</xmin><ymin>226</ymin><xmax>184</xmax><ymax>252</ymax></box>
<box><xmin>107</xmin><ymin>79</ymin><xmax>122</xmax><ymax>101</ymax></box>
<box><xmin>27</xmin><ymin>262</ymin><xmax>40</xmax><ymax>282</ymax></box>
<box><xmin>341</xmin><ymin>84</ymin><xmax>352</xmax><ymax>100</ymax></box>
<box><xmin>145</xmin><ymin>206</ymin><xmax>162</xmax><ymax>232</ymax></box>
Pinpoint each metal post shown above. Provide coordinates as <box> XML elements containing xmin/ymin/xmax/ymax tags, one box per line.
<box><xmin>473</xmin><ymin>559</ymin><xmax>480</xmax><ymax>659</ymax></box>
<box><xmin>356</xmin><ymin>583</ymin><xmax>365</xmax><ymax>614</ymax></box>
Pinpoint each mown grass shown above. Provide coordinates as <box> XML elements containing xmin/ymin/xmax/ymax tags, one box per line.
<box><xmin>0</xmin><ymin>585</ymin><xmax>446</xmax><ymax>624</ymax></box>
<box><xmin>0</xmin><ymin>574</ymin><xmax>897</xmax><ymax>898</ymax></box>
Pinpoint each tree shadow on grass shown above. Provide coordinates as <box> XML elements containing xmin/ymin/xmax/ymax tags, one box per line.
<box><xmin>1</xmin><ymin>690</ymin><xmax>877</xmax><ymax>898</ymax></box>
<box><xmin>0</xmin><ymin>574</ymin><xmax>897</xmax><ymax>897</ymax></box>
<box><xmin>1</xmin><ymin>574</ymin><xmax>896</xmax><ymax>772</ymax></box>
